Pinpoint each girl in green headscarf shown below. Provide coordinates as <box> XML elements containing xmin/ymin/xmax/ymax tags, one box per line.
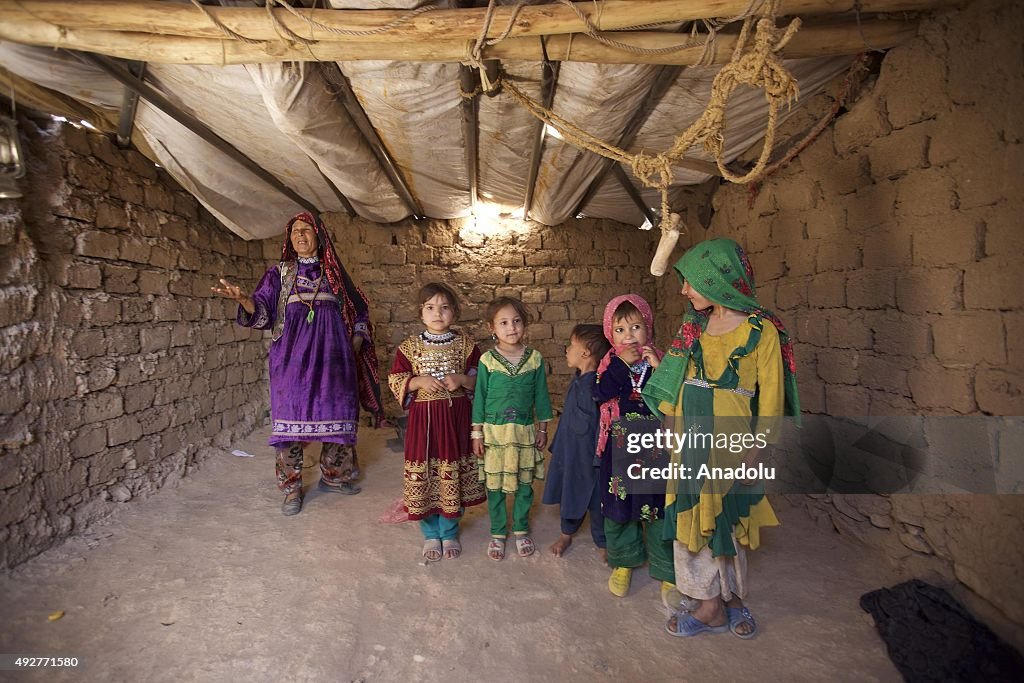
<box><xmin>642</xmin><ymin>238</ymin><xmax>800</xmax><ymax>639</ymax></box>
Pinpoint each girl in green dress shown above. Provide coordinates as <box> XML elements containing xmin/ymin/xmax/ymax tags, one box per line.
<box><xmin>643</xmin><ymin>238</ymin><xmax>800</xmax><ymax>639</ymax></box>
<box><xmin>471</xmin><ymin>297</ymin><xmax>553</xmax><ymax>560</ymax></box>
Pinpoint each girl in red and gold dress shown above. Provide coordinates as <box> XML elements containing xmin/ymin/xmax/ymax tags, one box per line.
<box><xmin>388</xmin><ymin>283</ymin><xmax>486</xmax><ymax>562</ymax></box>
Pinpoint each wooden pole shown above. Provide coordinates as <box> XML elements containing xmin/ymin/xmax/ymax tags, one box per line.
<box><xmin>0</xmin><ymin>19</ymin><xmax>921</xmax><ymax>65</ymax></box>
<box><xmin>73</xmin><ymin>52</ymin><xmax>321</xmax><ymax>215</ymax></box>
<box><xmin>318</xmin><ymin>64</ymin><xmax>423</xmax><ymax>218</ymax></box>
<box><xmin>611</xmin><ymin>163</ymin><xmax>657</xmax><ymax>225</ymax></box>
<box><xmin>0</xmin><ymin>0</ymin><xmax>961</xmax><ymax>43</ymax></box>
<box><xmin>522</xmin><ymin>59</ymin><xmax>560</xmax><ymax>220</ymax></box>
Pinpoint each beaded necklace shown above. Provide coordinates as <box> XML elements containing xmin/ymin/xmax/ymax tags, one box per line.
<box><xmin>629</xmin><ymin>360</ymin><xmax>650</xmax><ymax>395</ymax></box>
<box><xmin>420</xmin><ymin>330</ymin><xmax>457</xmax><ymax>345</ymax></box>
<box><xmin>291</xmin><ymin>260</ymin><xmax>323</xmax><ymax>324</ymax></box>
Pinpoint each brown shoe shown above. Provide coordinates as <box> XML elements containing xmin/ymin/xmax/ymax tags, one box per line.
<box><xmin>318</xmin><ymin>480</ymin><xmax>361</xmax><ymax>495</ymax></box>
<box><xmin>282</xmin><ymin>491</ymin><xmax>303</xmax><ymax>516</ymax></box>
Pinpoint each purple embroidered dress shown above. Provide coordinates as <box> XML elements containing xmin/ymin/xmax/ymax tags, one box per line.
<box><xmin>239</xmin><ymin>255</ymin><xmax>366</xmax><ymax>446</ymax></box>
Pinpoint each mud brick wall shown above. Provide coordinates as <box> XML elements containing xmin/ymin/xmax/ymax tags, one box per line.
<box><xmin>654</xmin><ymin>0</ymin><xmax>1024</xmax><ymax>638</ymax></box>
<box><xmin>250</xmin><ymin>215</ymin><xmax>661</xmax><ymax>416</ymax></box>
<box><xmin>0</xmin><ymin>117</ymin><xmax>268</xmax><ymax>568</ymax></box>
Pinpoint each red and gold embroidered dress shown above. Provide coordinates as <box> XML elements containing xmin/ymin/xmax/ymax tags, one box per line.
<box><xmin>388</xmin><ymin>329</ymin><xmax>486</xmax><ymax>519</ymax></box>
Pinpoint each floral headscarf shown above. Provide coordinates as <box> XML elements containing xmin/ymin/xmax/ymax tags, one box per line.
<box><xmin>641</xmin><ymin>238</ymin><xmax>800</xmax><ymax>421</ymax></box>
<box><xmin>595</xmin><ymin>294</ymin><xmax>663</xmax><ymax>455</ymax></box>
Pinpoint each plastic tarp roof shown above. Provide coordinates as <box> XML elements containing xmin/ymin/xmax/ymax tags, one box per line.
<box><xmin>0</xmin><ymin>0</ymin><xmax>855</xmax><ymax>240</ymax></box>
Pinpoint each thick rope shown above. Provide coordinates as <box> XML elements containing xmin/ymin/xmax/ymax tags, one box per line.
<box><xmin>190</xmin><ymin>0</ymin><xmax>264</xmax><ymax>45</ymax></box>
<box><xmin>273</xmin><ymin>0</ymin><xmax>440</xmax><ymax>38</ymax></box>
<box><xmin>746</xmin><ymin>53</ymin><xmax>870</xmax><ymax>205</ymax></box>
<box><xmin>265</xmin><ymin>0</ymin><xmax>316</xmax><ymax>45</ymax></box>
<box><xmin>667</xmin><ymin>13</ymin><xmax>802</xmax><ymax>184</ymax></box>
<box><xmin>501</xmin><ymin>4</ymin><xmax>800</xmax><ymax>220</ymax></box>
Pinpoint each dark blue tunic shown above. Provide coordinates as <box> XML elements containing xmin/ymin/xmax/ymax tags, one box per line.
<box><xmin>542</xmin><ymin>371</ymin><xmax>600</xmax><ymax>520</ymax></box>
<box><xmin>594</xmin><ymin>357</ymin><xmax>666</xmax><ymax>524</ymax></box>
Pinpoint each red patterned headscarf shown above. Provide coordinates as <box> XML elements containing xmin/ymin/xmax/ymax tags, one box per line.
<box><xmin>595</xmin><ymin>294</ymin><xmax>663</xmax><ymax>455</ymax></box>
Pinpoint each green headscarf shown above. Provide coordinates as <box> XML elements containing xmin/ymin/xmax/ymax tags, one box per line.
<box><xmin>641</xmin><ymin>238</ymin><xmax>801</xmax><ymax>421</ymax></box>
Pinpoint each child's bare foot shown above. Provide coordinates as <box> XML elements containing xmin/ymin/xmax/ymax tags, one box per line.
<box><xmin>549</xmin><ymin>534</ymin><xmax>572</xmax><ymax>556</ymax></box>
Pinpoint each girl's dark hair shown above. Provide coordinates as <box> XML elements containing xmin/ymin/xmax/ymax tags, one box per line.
<box><xmin>571</xmin><ymin>323</ymin><xmax>610</xmax><ymax>358</ymax></box>
<box><xmin>613</xmin><ymin>299</ymin><xmax>643</xmax><ymax>322</ymax></box>
<box><xmin>418</xmin><ymin>282</ymin><xmax>461</xmax><ymax>319</ymax></box>
<box><xmin>485</xmin><ymin>296</ymin><xmax>530</xmax><ymax>325</ymax></box>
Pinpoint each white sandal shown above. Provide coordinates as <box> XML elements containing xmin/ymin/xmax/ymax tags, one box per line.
<box><xmin>422</xmin><ymin>539</ymin><xmax>442</xmax><ymax>563</ymax></box>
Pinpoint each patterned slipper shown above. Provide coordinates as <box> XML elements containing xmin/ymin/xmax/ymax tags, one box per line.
<box><xmin>487</xmin><ymin>538</ymin><xmax>505</xmax><ymax>561</ymax></box>
<box><xmin>727</xmin><ymin>606</ymin><xmax>757</xmax><ymax>639</ymax></box>
<box><xmin>514</xmin><ymin>535</ymin><xmax>535</xmax><ymax>557</ymax></box>
<box><xmin>442</xmin><ymin>539</ymin><xmax>462</xmax><ymax>559</ymax></box>
<box><xmin>422</xmin><ymin>539</ymin><xmax>442</xmax><ymax>563</ymax></box>
<box><xmin>665</xmin><ymin>613</ymin><xmax>730</xmax><ymax>638</ymax></box>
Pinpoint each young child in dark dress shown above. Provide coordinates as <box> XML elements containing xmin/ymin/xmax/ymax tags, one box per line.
<box><xmin>595</xmin><ymin>294</ymin><xmax>675</xmax><ymax>600</ymax></box>
<box><xmin>543</xmin><ymin>324</ymin><xmax>611</xmax><ymax>557</ymax></box>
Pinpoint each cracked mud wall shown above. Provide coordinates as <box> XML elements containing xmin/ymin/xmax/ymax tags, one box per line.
<box><xmin>1</xmin><ymin>117</ymin><xmax>269</xmax><ymax>568</ymax></box>
<box><xmin>656</xmin><ymin>0</ymin><xmax>1024</xmax><ymax>635</ymax></box>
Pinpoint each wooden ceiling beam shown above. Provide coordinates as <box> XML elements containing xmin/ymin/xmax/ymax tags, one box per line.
<box><xmin>0</xmin><ymin>0</ymin><xmax>961</xmax><ymax>43</ymax></box>
<box><xmin>572</xmin><ymin>63</ymin><xmax>685</xmax><ymax>219</ymax></box>
<box><xmin>0</xmin><ymin>66</ymin><xmax>118</xmax><ymax>133</ymax></box>
<box><xmin>611</xmin><ymin>162</ymin><xmax>656</xmax><ymax>226</ymax></box>
<box><xmin>115</xmin><ymin>61</ymin><xmax>145</xmax><ymax>148</ymax></box>
<box><xmin>459</xmin><ymin>64</ymin><xmax>480</xmax><ymax>212</ymax></box>
<box><xmin>0</xmin><ymin>19</ymin><xmax>921</xmax><ymax>65</ymax></box>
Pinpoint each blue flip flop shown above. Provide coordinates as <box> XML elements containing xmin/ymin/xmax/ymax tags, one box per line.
<box><xmin>665</xmin><ymin>613</ymin><xmax>730</xmax><ymax>638</ymax></box>
<box><xmin>726</xmin><ymin>606</ymin><xmax>757</xmax><ymax>639</ymax></box>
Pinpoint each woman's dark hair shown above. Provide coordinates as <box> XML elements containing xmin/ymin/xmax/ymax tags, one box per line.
<box><xmin>612</xmin><ymin>299</ymin><xmax>643</xmax><ymax>323</ymax></box>
<box><xmin>418</xmin><ymin>282</ymin><xmax>461</xmax><ymax>319</ymax></box>
<box><xmin>485</xmin><ymin>296</ymin><xmax>530</xmax><ymax>325</ymax></box>
<box><xmin>571</xmin><ymin>323</ymin><xmax>610</xmax><ymax>358</ymax></box>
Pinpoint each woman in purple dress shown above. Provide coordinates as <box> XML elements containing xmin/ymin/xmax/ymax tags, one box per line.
<box><xmin>212</xmin><ymin>212</ymin><xmax>382</xmax><ymax>515</ymax></box>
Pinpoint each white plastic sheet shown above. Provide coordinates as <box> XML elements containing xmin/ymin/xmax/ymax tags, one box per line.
<box><xmin>0</xmin><ymin>1</ymin><xmax>858</xmax><ymax>235</ymax></box>
<box><xmin>243</xmin><ymin>62</ymin><xmax>408</xmax><ymax>223</ymax></box>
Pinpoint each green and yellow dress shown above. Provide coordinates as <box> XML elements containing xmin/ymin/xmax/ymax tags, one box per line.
<box><xmin>659</xmin><ymin>316</ymin><xmax>783</xmax><ymax>598</ymax></box>
<box><xmin>472</xmin><ymin>347</ymin><xmax>553</xmax><ymax>537</ymax></box>
<box><xmin>643</xmin><ymin>237</ymin><xmax>800</xmax><ymax>601</ymax></box>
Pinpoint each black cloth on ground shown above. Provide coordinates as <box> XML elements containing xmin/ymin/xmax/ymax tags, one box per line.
<box><xmin>860</xmin><ymin>579</ymin><xmax>1024</xmax><ymax>682</ymax></box>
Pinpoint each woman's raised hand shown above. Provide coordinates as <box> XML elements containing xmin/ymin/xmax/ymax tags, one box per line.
<box><xmin>211</xmin><ymin>278</ymin><xmax>255</xmax><ymax>314</ymax></box>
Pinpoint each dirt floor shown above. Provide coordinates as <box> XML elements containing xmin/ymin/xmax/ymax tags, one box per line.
<box><xmin>0</xmin><ymin>424</ymin><xmax>907</xmax><ymax>682</ymax></box>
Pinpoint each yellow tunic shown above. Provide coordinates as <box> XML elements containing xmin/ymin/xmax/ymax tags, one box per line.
<box><xmin>661</xmin><ymin>317</ymin><xmax>783</xmax><ymax>553</ymax></box>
